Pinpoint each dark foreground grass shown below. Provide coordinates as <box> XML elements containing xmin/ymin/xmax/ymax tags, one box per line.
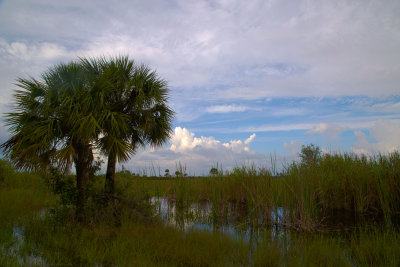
<box><xmin>19</xmin><ymin>210</ymin><xmax>400</xmax><ymax>266</ymax></box>
<box><xmin>259</xmin><ymin>229</ymin><xmax>400</xmax><ymax>267</ymax></box>
<box><xmin>22</xmin><ymin>213</ymin><xmax>248</xmax><ymax>266</ymax></box>
<box><xmin>1</xmin><ymin>152</ymin><xmax>400</xmax><ymax>266</ymax></box>
<box><xmin>0</xmin><ymin>159</ymin><xmax>56</xmax><ymax>266</ymax></box>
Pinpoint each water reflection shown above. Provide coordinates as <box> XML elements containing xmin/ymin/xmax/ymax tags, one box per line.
<box><xmin>150</xmin><ymin>196</ymin><xmax>290</xmax><ymax>248</ymax></box>
<box><xmin>3</xmin><ymin>225</ymin><xmax>48</xmax><ymax>266</ymax></box>
<box><xmin>150</xmin><ymin>195</ymin><xmax>395</xmax><ymax>246</ymax></box>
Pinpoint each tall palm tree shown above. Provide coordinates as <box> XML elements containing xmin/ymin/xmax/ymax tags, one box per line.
<box><xmin>1</xmin><ymin>62</ymin><xmax>99</xmax><ymax>222</ymax></box>
<box><xmin>81</xmin><ymin>56</ymin><xmax>174</xmax><ymax>194</ymax></box>
<box><xmin>2</xmin><ymin>55</ymin><xmax>174</xmax><ymax>218</ymax></box>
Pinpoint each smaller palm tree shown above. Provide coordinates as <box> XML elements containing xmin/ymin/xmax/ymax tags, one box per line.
<box><xmin>81</xmin><ymin>56</ymin><xmax>174</xmax><ymax>194</ymax></box>
<box><xmin>2</xmin><ymin>62</ymin><xmax>100</xmax><ymax>221</ymax></box>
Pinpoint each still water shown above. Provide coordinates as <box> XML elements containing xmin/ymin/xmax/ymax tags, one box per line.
<box><xmin>150</xmin><ymin>196</ymin><xmax>289</xmax><ymax>246</ymax></box>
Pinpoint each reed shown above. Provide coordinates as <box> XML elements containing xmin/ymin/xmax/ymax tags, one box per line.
<box><xmin>0</xmin><ymin>160</ymin><xmax>56</xmax><ymax>266</ymax></box>
<box><xmin>22</xmin><ymin>213</ymin><xmax>249</xmax><ymax>266</ymax></box>
<box><xmin>119</xmin><ymin>151</ymin><xmax>400</xmax><ymax>231</ymax></box>
<box><xmin>1</xmin><ymin>155</ymin><xmax>400</xmax><ymax>266</ymax></box>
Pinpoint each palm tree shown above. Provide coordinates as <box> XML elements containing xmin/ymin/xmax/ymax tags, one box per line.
<box><xmin>81</xmin><ymin>56</ymin><xmax>174</xmax><ymax>194</ymax></box>
<box><xmin>2</xmin><ymin>55</ymin><xmax>174</xmax><ymax>219</ymax></box>
<box><xmin>1</xmin><ymin>62</ymin><xmax>99</xmax><ymax>222</ymax></box>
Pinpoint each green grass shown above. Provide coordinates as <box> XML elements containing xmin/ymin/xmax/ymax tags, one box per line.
<box><xmin>0</xmin><ymin>151</ymin><xmax>399</xmax><ymax>266</ymax></box>
<box><xmin>19</xmin><ymin>205</ymin><xmax>400</xmax><ymax>266</ymax></box>
<box><xmin>22</xmin><ymin>215</ymin><xmax>249</xmax><ymax>266</ymax></box>
<box><xmin>119</xmin><ymin>151</ymin><xmax>400</xmax><ymax>231</ymax></box>
<box><xmin>0</xmin><ymin>159</ymin><xmax>56</xmax><ymax>266</ymax></box>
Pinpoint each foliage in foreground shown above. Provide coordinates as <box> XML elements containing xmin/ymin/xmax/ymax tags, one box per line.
<box><xmin>1</xmin><ymin>157</ymin><xmax>400</xmax><ymax>266</ymax></box>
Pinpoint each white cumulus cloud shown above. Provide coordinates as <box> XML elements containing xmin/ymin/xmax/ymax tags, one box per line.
<box><xmin>123</xmin><ymin>127</ymin><xmax>265</xmax><ymax>174</ymax></box>
<box><xmin>353</xmin><ymin>120</ymin><xmax>400</xmax><ymax>154</ymax></box>
<box><xmin>170</xmin><ymin>127</ymin><xmax>221</xmax><ymax>152</ymax></box>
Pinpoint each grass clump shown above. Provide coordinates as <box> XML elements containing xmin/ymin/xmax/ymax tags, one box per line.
<box><xmin>282</xmin><ymin>151</ymin><xmax>400</xmax><ymax>229</ymax></box>
<box><xmin>349</xmin><ymin>228</ymin><xmax>400</xmax><ymax>266</ymax></box>
<box><xmin>22</xmin><ymin>213</ymin><xmax>249</xmax><ymax>266</ymax></box>
<box><xmin>252</xmin><ymin>228</ymin><xmax>400</xmax><ymax>266</ymax></box>
<box><xmin>0</xmin><ymin>160</ymin><xmax>56</xmax><ymax>266</ymax></box>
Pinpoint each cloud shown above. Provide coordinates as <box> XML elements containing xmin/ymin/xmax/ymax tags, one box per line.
<box><xmin>239</xmin><ymin>123</ymin><xmax>314</xmax><ymax>133</ymax></box>
<box><xmin>1</xmin><ymin>0</ymin><xmax>399</xmax><ymax>107</ymax></box>
<box><xmin>0</xmin><ymin>39</ymin><xmax>67</xmax><ymax>61</ymax></box>
<box><xmin>170</xmin><ymin>127</ymin><xmax>256</xmax><ymax>154</ymax></box>
<box><xmin>245</xmin><ymin>133</ymin><xmax>256</xmax><ymax>145</ymax></box>
<box><xmin>1</xmin><ymin>0</ymin><xmax>399</xmax><ymax>166</ymax></box>
<box><xmin>283</xmin><ymin>140</ymin><xmax>303</xmax><ymax>157</ymax></box>
<box><xmin>368</xmin><ymin>101</ymin><xmax>400</xmax><ymax>114</ymax></box>
<box><xmin>205</xmin><ymin>104</ymin><xmax>250</xmax><ymax>113</ymax></box>
<box><xmin>306</xmin><ymin>123</ymin><xmax>348</xmax><ymax>138</ymax></box>
<box><xmin>123</xmin><ymin>127</ymin><xmax>266</xmax><ymax>174</ymax></box>
<box><xmin>270</xmin><ymin>108</ymin><xmax>308</xmax><ymax>117</ymax></box>
<box><xmin>222</xmin><ymin>133</ymin><xmax>256</xmax><ymax>152</ymax></box>
<box><xmin>0</xmin><ymin>39</ymin><xmax>72</xmax><ymax>115</ymax></box>
<box><xmin>170</xmin><ymin>127</ymin><xmax>221</xmax><ymax>152</ymax></box>
<box><xmin>0</xmin><ymin>120</ymin><xmax>9</xmax><ymax>156</ymax></box>
<box><xmin>353</xmin><ymin>120</ymin><xmax>400</xmax><ymax>154</ymax></box>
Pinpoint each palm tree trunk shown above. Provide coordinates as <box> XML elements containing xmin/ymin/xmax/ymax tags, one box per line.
<box><xmin>105</xmin><ymin>150</ymin><xmax>117</xmax><ymax>195</ymax></box>
<box><xmin>74</xmin><ymin>142</ymin><xmax>92</xmax><ymax>223</ymax></box>
<box><xmin>75</xmin><ymin>160</ymin><xmax>87</xmax><ymax>223</ymax></box>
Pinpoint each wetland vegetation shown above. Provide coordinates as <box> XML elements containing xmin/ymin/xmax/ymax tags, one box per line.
<box><xmin>1</xmin><ymin>149</ymin><xmax>399</xmax><ymax>266</ymax></box>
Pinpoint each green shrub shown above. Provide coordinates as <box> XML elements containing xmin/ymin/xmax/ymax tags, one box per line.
<box><xmin>0</xmin><ymin>159</ymin><xmax>15</xmax><ymax>183</ymax></box>
<box><xmin>43</xmin><ymin>166</ymin><xmax>77</xmax><ymax>206</ymax></box>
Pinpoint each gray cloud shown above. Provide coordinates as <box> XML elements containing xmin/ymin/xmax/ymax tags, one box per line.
<box><xmin>1</xmin><ymin>1</ymin><xmax>399</xmax><ymax>106</ymax></box>
<box><xmin>1</xmin><ymin>0</ymin><xmax>399</xmax><ymax>168</ymax></box>
<box><xmin>353</xmin><ymin>120</ymin><xmax>400</xmax><ymax>155</ymax></box>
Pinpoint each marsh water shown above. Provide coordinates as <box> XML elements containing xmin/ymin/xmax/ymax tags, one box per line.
<box><xmin>149</xmin><ymin>196</ymin><xmax>400</xmax><ymax>265</ymax></box>
<box><xmin>3</xmin><ymin>198</ymin><xmax>394</xmax><ymax>266</ymax></box>
<box><xmin>152</xmin><ymin>196</ymin><xmax>294</xmax><ymax>248</ymax></box>
<box><xmin>3</xmin><ymin>210</ymin><xmax>49</xmax><ymax>266</ymax></box>
<box><xmin>150</xmin><ymin>196</ymin><xmax>391</xmax><ymax>243</ymax></box>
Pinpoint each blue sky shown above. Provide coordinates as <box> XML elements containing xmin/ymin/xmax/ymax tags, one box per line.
<box><xmin>0</xmin><ymin>0</ymin><xmax>399</xmax><ymax>174</ymax></box>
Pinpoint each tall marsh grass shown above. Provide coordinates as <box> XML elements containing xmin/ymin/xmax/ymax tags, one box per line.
<box><xmin>1</xmin><ymin>153</ymin><xmax>400</xmax><ymax>266</ymax></box>
<box><xmin>283</xmin><ymin>152</ymin><xmax>400</xmax><ymax>228</ymax></box>
<box><xmin>121</xmin><ymin>151</ymin><xmax>400</xmax><ymax>231</ymax></box>
<box><xmin>0</xmin><ymin>159</ymin><xmax>56</xmax><ymax>266</ymax></box>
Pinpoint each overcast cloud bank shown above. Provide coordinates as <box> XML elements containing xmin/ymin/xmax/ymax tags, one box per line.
<box><xmin>1</xmin><ymin>0</ymin><xmax>399</xmax><ymax>174</ymax></box>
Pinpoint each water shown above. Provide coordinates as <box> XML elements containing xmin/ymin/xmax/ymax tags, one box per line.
<box><xmin>150</xmin><ymin>196</ymin><xmax>290</xmax><ymax>246</ymax></box>
<box><xmin>1</xmin><ymin>210</ymin><xmax>49</xmax><ymax>266</ymax></box>
<box><xmin>0</xmin><ymin>225</ymin><xmax>48</xmax><ymax>266</ymax></box>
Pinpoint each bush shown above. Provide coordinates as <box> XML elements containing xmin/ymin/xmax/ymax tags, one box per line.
<box><xmin>43</xmin><ymin>166</ymin><xmax>77</xmax><ymax>205</ymax></box>
<box><xmin>0</xmin><ymin>159</ymin><xmax>15</xmax><ymax>183</ymax></box>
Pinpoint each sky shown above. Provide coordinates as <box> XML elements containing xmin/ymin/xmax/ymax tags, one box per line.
<box><xmin>0</xmin><ymin>0</ymin><xmax>399</xmax><ymax>175</ymax></box>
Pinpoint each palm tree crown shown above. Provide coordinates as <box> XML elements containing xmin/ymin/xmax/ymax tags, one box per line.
<box><xmin>81</xmin><ymin>56</ymin><xmax>174</xmax><ymax>194</ymax></box>
<box><xmin>2</xmin><ymin>62</ymin><xmax>101</xmax><ymax>221</ymax></box>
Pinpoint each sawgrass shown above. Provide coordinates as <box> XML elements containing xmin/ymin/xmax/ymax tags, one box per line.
<box><xmin>121</xmin><ymin>151</ymin><xmax>400</xmax><ymax>231</ymax></box>
<box><xmin>0</xmin><ymin>159</ymin><xmax>56</xmax><ymax>266</ymax></box>
<box><xmin>1</xmin><ymin>151</ymin><xmax>399</xmax><ymax>266</ymax></box>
